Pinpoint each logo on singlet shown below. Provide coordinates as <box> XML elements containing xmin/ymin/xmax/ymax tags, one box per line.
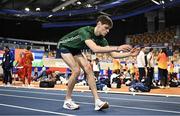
<box><xmin>59</xmin><ymin>35</ymin><xmax>80</xmax><ymax>44</ymax></box>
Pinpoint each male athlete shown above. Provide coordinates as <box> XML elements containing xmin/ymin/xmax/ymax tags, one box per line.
<box><xmin>57</xmin><ymin>15</ymin><xmax>139</xmax><ymax>110</ymax></box>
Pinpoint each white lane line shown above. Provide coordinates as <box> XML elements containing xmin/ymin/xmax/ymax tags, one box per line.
<box><xmin>0</xmin><ymin>88</ymin><xmax>65</xmax><ymax>95</ymax></box>
<box><xmin>0</xmin><ymin>89</ymin><xmax>180</xmax><ymax>105</ymax></box>
<box><xmin>100</xmin><ymin>90</ymin><xmax>180</xmax><ymax>97</ymax></box>
<box><xmin>0</xmin><ymin>103</ymin><xmax>75</xmax><ymax>116</ymax></box>
<box><xmin>0</xmin><ymin>93</ymin><xmax>63</xmax><ymax>102</ymax></box>
<box><xmin>3</xmin><ymin>85</ymin><xmax>180</xmax><ymax>97</ymax></box>
<box><xmin>0</xmin><ymin>93</ymin><xmax>180</xmax><ymax>114</ymax></box>
<box><xmin>110</xmin><ymin>104</ymin><xmax>180</xmax><ymax>114</ymax></box>
<box><xmin>1</xmin><ymin>85</ymin><xmax>180</xmax><ymax>98</ymax></box>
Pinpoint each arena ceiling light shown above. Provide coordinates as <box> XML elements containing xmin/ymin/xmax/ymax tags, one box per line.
<box><xmin>86</xmin><ymin>4</ymin><xmax>92</xmax><ymax>8</ymax></box>
<box><xmin>25</xmin><ymin>7</ymin><xmax>30</xmax><ymax>12</ymax></box>
<box><xmin>77</xmin><ymin>1</ymin><xmax>81</xmax><ymax>5</ymax></box>
<box><xmin>151</xmin><ymin>0</ymin><xmax>160</xmax><ymax>5</ymax></box>
<box><xmin>48</xmin><ymin>14</ymin><xmax>53</xmax><ymax>18</ymax></box>
<box><xmin>99</xmin><ymin>11</ymin><xmax>111</xmax><ymax>16</ymax></box>
<box><xmin>36</xmin><ymin>8</ymin><xmax>40</xmax><ymax>11</ymax></box>
<box><xmin>161</xmin><ymin>0</ymin><xmax>165</xmax><ymax>4</ymax></box>
<box><xmin>61</xmin><ymin>6</ymin><xmax>65</xmax><ymax>10</ymax></box>
<box><xmin>52</xmin><ymin>0</ymin><xmax>78</xmax><ymax>12</ymax></box>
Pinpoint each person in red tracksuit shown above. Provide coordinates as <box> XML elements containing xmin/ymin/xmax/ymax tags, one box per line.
<box><xmin>16</xmin><ymin>52</ymin><xmax>26</xmax><ymax>84</ymax></box>
<box><xmin>23</xmin><ymin>46</ymin><xmax>34</xmax><ymax>86</ymax></box>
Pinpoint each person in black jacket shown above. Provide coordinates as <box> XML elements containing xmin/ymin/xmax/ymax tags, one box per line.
<box><xmin>1</xmin><ymin>46</ymin><xmax>14</xmax><ymax>86</ymax></box>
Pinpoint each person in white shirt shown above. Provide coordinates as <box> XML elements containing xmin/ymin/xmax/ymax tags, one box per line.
<box><xmin>136</xmin><ymin>47</ymin><xmax>146</xmax><ymax>82</ymax></box>
<box><xmin>92</xmin><ymin>58</ymin><xmax>101</xmax><ymax>79</ymax></box>
<box><xmin>146</xmin><ymin>48</ymin><xmax>155</xmax><ymax>88</ymax></box>
<box><xmin>110</xmin><ymin>69</ymin><xmax>120</xmax><ymax>84</ymax></box>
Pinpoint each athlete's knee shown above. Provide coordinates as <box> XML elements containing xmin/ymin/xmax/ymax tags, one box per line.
<box><xmin>71</xmin><ymin>67</ymin><xmax>81</xmax><ymax>77</ymax></box>
<box><xmin>83</xmin><ymin>64</ymin><xmax>93</xmax><ymax>74</ymax></box>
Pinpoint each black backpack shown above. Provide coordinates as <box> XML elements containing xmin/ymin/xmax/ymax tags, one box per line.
<box><xmin>39</xmin><ymin>81</ymin><xmax>55</xmax><ymax>88</ymax></box>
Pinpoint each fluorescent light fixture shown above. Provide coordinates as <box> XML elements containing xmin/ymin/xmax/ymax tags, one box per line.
<box><xmin>25</xmin><ymin>7</ymin><xmax>30</xmax><ymax>11</ymax></box>
<box><xmin>36</xmin><ymin>8</ymin><xmax>40</xmax><ymax>11</ymax></box>
<box><xmin>77</xmin><ymin>1</ymin><xmax>81</xmax><ymax>5</ymax></box>
<box><xmin>48</xmin><ymin>15</ymin><xmax>53</xmax><ymax>18</ymax></box>
<box><xmin>99</xmin><ymin>11</ymin><xmax>111</xmax><ymax>16</ymax></box>
<box><xmin>52</xmin><ymin>0</ymin><xmax>78</xmax><ymax>12</ymax></box>
<box><xmin>161</xmin><ymin>0</ymin><xmax>165</xmax><ymax>4</ymax></box>
<box><xmin>86</xmin><ymin>4</ymin><xmax>92</xmax><ymax>7</ymax></box>
<box><xmin>62</xmin><ymin>6</ymin><xmax>65</xmax><ymax>10</ymax></box>
<box><xmin>151</xmin><ymin>0</ymin><xmax>160</xmax><ymax>5</ymax></box>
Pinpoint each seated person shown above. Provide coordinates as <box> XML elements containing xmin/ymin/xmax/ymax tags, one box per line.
<box><xmin>129</xmin><ymin>78</ymin><xmax>151</xmax><ymax>92</ymax></box>
<box><xmin>33</xmin><ymin>67</ymin><xmax>39</xmax><ymax>79</ymax></box>
<box><xmin>34</xmin><ymin>69</ymin><xmax>58</xmax><ymax>81</ymax></box>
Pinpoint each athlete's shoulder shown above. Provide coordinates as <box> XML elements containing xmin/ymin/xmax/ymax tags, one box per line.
<box><xmin>79</xmin><ymin>26</ymin><xmax>94</xmax><ymax>32</ymax></box>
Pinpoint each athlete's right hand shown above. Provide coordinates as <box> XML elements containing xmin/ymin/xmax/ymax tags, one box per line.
<box><xmin>117</xmin><ymin>44</ymin><xmax>132</xmax><ymax>52</ymax></box>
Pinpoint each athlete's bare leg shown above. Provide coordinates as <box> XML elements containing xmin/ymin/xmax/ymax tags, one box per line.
<box><xmin>74</xmin><ymin>54</ymin><xmax>99</xmax><ymax>101</ymax></box>
<box><xmin>61</xmin><ymin>53</ymin><xmax>81</xmax><ymax>100</ymax></box>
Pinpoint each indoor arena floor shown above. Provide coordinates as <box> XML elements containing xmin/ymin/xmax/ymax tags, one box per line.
<box><xmin>0</xmin><ymin>86</ymin><xmax>180</xmax><ymax>115</ymax></box>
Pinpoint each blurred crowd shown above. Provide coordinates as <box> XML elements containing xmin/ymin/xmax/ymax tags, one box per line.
<box><xmin>128</xmin><ymin>27</ymin><xmax>176</xmax><ymax>45</ymax></box>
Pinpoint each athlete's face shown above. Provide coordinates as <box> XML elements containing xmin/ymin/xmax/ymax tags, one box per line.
<box><xmin>97</xmin><ymin>22</ymin><xmax>111</xmax><ymax>37</ymax></box>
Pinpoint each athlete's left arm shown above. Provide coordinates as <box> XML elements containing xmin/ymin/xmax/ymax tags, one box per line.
<box><xmin>110</xmin><ymin>48</ymin><xmax>140</xmax><ymax>59</ymax></box>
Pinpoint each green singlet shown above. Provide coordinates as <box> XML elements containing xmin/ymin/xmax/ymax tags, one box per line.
<box><xmin>57</xmin><ymin>26</ymin><xmax>109</xmax><ymax>50</ymax></box>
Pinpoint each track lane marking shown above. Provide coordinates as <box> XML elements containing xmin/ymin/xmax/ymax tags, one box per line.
<box><xmin>0</xmin><ymin>103</ymin><xmax>75</xmax><ymax>116</ymax></box>
<box><xmin>0</xmin><ymin>93</ymin><xmax>180</xmax><ymax>114</ymax></box>
<box><xmin>0</xmin><ymin>88</ymin><xmax>180</xmax><ymax>105</ymax></box>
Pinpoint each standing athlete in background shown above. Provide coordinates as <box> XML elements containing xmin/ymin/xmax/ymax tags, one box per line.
<box><xmin>57</xmin><ymin>15</ymin><xmax>139</xmax><ymax>110</ymax></box>
<box><xmin>23</xmin><ymin>46</ymin><xmax>34</xmax><ymax>87</ymax></box>
<box><xmin>1</xmin><ymin>46</ymin><xmax>14</xmax><ymax>86</ymax></box>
